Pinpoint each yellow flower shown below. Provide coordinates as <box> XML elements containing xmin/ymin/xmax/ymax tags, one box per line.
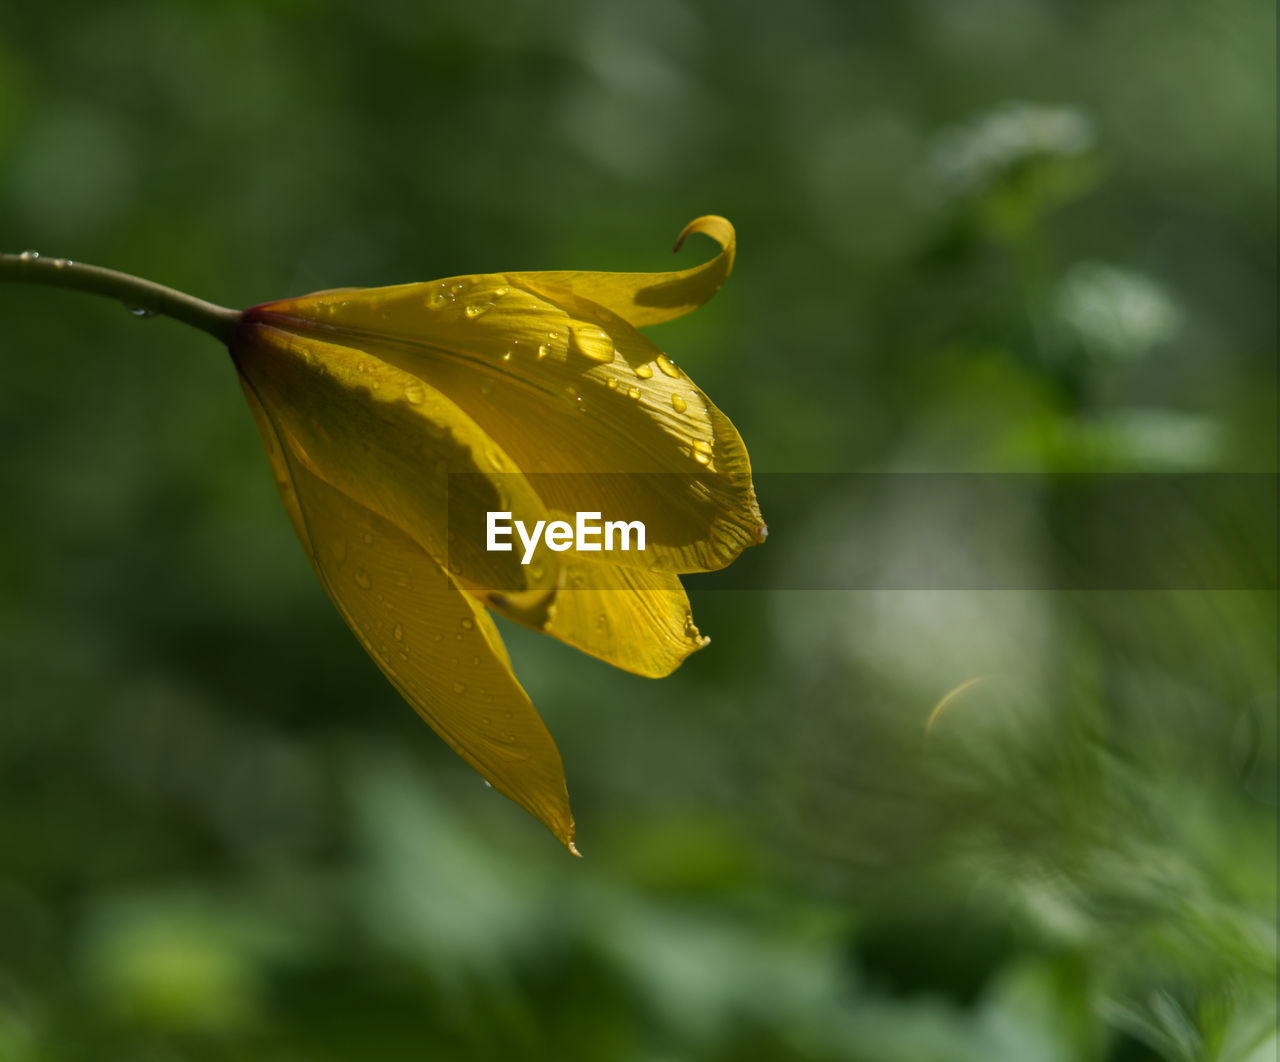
<box><xmin>229</xmin><ymin>216</ymin><xmax>764</xmax><ymax>852</ymax></box>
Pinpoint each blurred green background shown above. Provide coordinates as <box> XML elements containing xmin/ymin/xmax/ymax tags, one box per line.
<box><xmin>0</xmin><ymin>1</ymin><xmax>1275</xmax><ymax>1060</ymax></box>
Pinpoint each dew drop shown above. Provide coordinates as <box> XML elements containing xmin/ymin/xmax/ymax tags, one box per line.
<box><xmin>125</xmin><ymin>305</ymin><xmax>155</xmax><ymax>318</ymax></box>
<box><xmin>693</xmin><ymin>439</ymin><xmax>714</xmax><ymax>455</ymax></box>
<box><xmin>606</xmin><ymin>378</ymin><xmax>619</xmax><ymax>390</ymax></box>
<box><xmin>627</xmin><ymin>386</ymin><xmax>641</xmax><ymax>400</ymax></box>
<box><xmin>362</xmin><ymin>532</ymin><xmax>374</xmax><ymax>546</ymax></box>
<box><xmin>692</xmin><ymin>449</ymin><xmax>711</xmax><ymax>465</ymax></box>
<box><xmin>429</xmin><ymin>290</ymin><xmax>448</xmax><ymax>309</ymax></box>
<box><xmin>465</xmin><ymin>302</ymin><xmax>494</xmax><ymax>318</ymax></box>
<box><xmin>452</xmin><ymin>681</ymin><xmax>467</xmax><ymax>694</ymax></box>
<box><xmin>656</xmin><ymin>354</ymin><xmax>680</xmax><ymax>378</ymax></box>
<box><xmin>404</xmin><ymin>382</ymin><xmax>425</xmax><ymax>404</ymax></box>
<box><xmin>393</xmin><ymin>623</ymin><xmax>404</xmax><ymax>641</ymax></box>
<box><xmin>354</xmin><ymin>567</ymin><xmax>372</xmax><ymax>589</ymax></box>
<box><xmin>569</xmin><ymin>324</ymin><xmax>615</xmax><ymax>363</ymax></box>
<box><xmin>460</xmin><ymin>617</ymin><xmax>475</xmax><ymax>631</ymax></box>
<box><xmin>471</xmin><ymin>656</ymin><xmax>480</xmax><ymax>666</ymax></box>
<box><xmin>671</xmin><ymin>394</ymin><xmax>688</xmax><ymax>413</ymax></box>
<box><xmin>634</xmin><ymin>363</ymin><xmax>654</xmax><ymax>379</ymax></box>
<box><xmin>398</xmin><ymin>650</ymin><xmax>410</xmax><ymax>661</ymax></box>
<box><xmin>564</xmin><ymin>385</ymin><xmax>577</xmax><ymax>399</ymax></box>
<box><xmin>18</xmin><ymin>250</ymin><xmax>38</xmax><ymax>260</ymax></box>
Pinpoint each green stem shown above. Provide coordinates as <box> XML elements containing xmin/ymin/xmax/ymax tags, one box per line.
<box><xmin>0</xmin><ymin>251</ymin><xmax>240</xmax><ymax>344</ymax></box>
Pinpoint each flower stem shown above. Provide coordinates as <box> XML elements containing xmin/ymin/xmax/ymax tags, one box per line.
<box><xmin>0</xmin><ymin>251</ymin><xmax>241</xmax><ymax>344</ymax></box>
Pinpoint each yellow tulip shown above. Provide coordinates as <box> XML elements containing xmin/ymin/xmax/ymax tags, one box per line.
<box><xmin>1</xmin><ymin>219</ymin><xmax>764</xmax><ymax>853</ymax></box>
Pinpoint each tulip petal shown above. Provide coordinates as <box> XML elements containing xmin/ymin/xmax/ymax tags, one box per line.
<box><xmin>238</xmin><ymin>378</ymin><xmax>576</xmax><ymax>850</ymax></box>
<box><xmin>482</xmin><ymin>561</ymin><xmax>708</xmax><ymax>678</ymax></box>
<box><xmin>232</xmin><ymin>321</ymin><xmax>560</xmax><ymax>598</ymax></box>
<box><xmin>248</xmin><ymin>251</ymin><xmax>764</xmax><ymax>574</ymax></box>
<box><xmin>508</xmin><ymin>214</ymin><xmax>736</xmax><ymax>327</ymax></box>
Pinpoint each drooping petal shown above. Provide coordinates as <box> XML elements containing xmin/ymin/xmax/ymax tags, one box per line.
<box><xmin>247</xmin><ymin>239</ymin><xmax>764</xmax><ymax>574</ymax></box>
<box><xmin>232</xmin><ymin>321</ymin><xmax>559</xmax><ymax>599</ymax></box>
<box><xmin>508</xmin><ymin>214</ymin><xmax>736</xmax><ymax>327</ymax></box>
<box><xmin>239</xmin><ymin>378</ymin><xmax>576</xmax><ymax>850</ymax></box>
<box><xmin>481</xmin><ymin>560</ymin><xmax>709</xmax><ymax>679</ymax></box>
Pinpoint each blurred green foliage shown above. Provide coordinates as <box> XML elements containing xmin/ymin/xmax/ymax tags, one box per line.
<box><xmin>0</xmin><ymin>1</ymin><xmax>1274</xmax><ymax>1059</ymax></box>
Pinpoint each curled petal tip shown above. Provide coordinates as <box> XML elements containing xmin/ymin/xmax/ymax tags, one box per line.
<box><xmin>673</xmin><ymin>214</ymin><xmax>735</xmax><ymax>255</ymax></box>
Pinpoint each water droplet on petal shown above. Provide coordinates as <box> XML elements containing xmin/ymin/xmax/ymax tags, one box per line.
<box><xmin>656</xmin><ymin>354</ymin><xmax>680</xmax><ymax>378</ymax></box>
<box><xmin>634</xmin><ymin>364</ymin><xmax>654</xmax><ymax>379</ymax></box>
<box><xmin>453</xmin><ymin>681</ymin><xmax>467</xmax><ymax>694</ymax></box>
<box><xmin>671</xmin><ymin>394</ymin><xmax>688</xmax><ymax>413</ymax></box>
<box><xmin>569</xmin><ymin>324</ymin><xmax>615</xmax><ymax>363</ymax></box>
<box><xmin>362</xmin><ymin>532</ymin><xmax>374</xmax><ymax>546</ymax></box>
<box><xmin>404</xmin><ymin>382</ymin><xmax>425</xmax><ymax>404</ymax></box>
<box><xmin>606</xmin><ymin>378</ymin><xmax>618</xmax><ymax>390</ymax></box>
<box><xmin>354</xmin><ymin>567</ymin><xmax>372</xmax><ymax>589</ymax></box>
<box><xmin>627</xmin><ymin>386</ymin><xmax>641</xmax><ymax>400</ymax></box>
<box><xmin>465</xmin><ymin>302</ymin><xmax>494</xmax><ymax>318</ymax></box>
<box><xmin>125</xmin><ymin>305</ymin><xmax>155</xmax><ymax>318</ymax></box>
<box><xmin>18</xmin><ymin>250</ymin><xmax>38</xmax><ymax>261</ymax></box>
<box><xmin>393</xmin><ymin>623</ymin><xmax>404</xmax><ymax>641</ymax></box>
<box><xmin>460</xmin><ymin>617</ymin><xmax>475</xmax><ymax>631</ymax></box>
